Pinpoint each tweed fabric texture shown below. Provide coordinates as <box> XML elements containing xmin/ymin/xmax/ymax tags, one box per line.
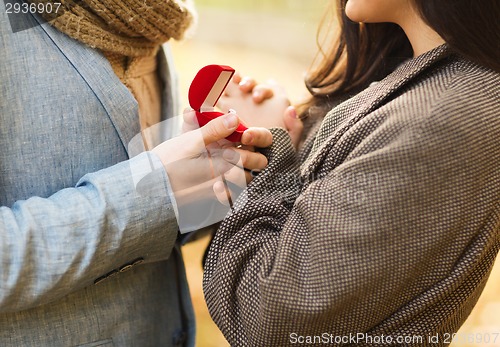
<box><xmin>203</xmin><ymin>45</ymin><xmax>500</xmax><ymax>346</ymax></box>
<box><xmin>30</xmin><ymin>0</ymin><xmax>196</xmax><ymax>57</ymax></box>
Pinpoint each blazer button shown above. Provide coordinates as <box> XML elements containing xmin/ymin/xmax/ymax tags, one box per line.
<box><xmin>119</xmin><ymin>264</ymin><xmax>134</xmax><ymax>273</ymax></box>
<box><xmin>131</xmin><ymin>257</ymin><xmax>144</xmax><ymax>266</ymax></box>
<box><xmin>94</xmin><ymin>258</ymin><xmax>144</xmax><ymax>285</ymax></box>
<box><xmin>119</xmin><ymin>258</ymin><xmax>145</xmax><ymax>273</ymax></box>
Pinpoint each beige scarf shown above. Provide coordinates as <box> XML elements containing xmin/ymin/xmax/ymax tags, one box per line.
<box><xmin>31</xmin><ymin>0</ymin><xmax>196</xmax><ymax>149</ymax></box>
<box><xmin>31</xmin><ymin>0</ymin><xmax>196</xmax><ymax>57</ymax></box>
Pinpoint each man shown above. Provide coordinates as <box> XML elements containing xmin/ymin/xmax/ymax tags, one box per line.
<box><xmin>0</xmin><ymin>1</ymin><xmax>196</xmax><ymax>345</ymax></box>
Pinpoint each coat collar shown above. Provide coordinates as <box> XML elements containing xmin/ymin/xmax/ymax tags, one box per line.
<box><xmin>33</xmin><ymin>15</ymin><xmax>142</xmax><ymax>157</ymax></box>
<box><xmin>301</xmin><ymin>44</ymin><xmax>451</xmax><ymax>179</ymax></box>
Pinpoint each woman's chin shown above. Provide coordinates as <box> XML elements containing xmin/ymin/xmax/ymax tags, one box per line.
<box><xmin>345</xmin><ymin>4</ymin><xmax>367</xmax><ymax>22</ymax></box>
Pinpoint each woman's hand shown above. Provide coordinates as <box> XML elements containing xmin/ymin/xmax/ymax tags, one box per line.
<box><xmin>218</xmin><ymin>73</ymin><xmax>290</xmax><ymax>129</ymax></box>
<box><xmin>232</xmin><ymin>72</ymin><xmax>277</xmax><ymax>104</ymax></box>
<box><xmin>220</xmin><ymin>73</ymin><xmax>304</xmax><ymax>149</ymax></box>
<box><xmin>282</xmin><ymin>105</ymin><xmax>304</xmax><ymax>149</ymax></box>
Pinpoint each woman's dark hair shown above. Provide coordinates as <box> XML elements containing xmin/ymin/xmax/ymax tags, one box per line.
<box><xmin>413</xmin><ymin>0</ymin><xmax>500</xmax><ymax>73</ymax></box>
<box><xmin>299</xmin><ymin>0</ymin><xmax>499</xmax><ymax>121</ymax></box>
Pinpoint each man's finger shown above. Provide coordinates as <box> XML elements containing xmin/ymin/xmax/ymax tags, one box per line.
<box><xmin>213</xmin><ymin>180</ymin><xmax>231</xmax><ymax>206</ymax></box>
<box><xmin>201</xmin><ymin>113</ymin><xmax>240</xmax><ymax>145</ymax></box>
<box><xmin>241</xmin><ymin>127</ymin><xmax>273</xmax><ymax>148</ymax></box>
<box><xmin>222</xmin><ymin>148</ymin><xmax>268</xmax><ymax>172</ymax></box>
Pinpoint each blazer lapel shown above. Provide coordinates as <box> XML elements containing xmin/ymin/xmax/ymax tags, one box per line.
<box><xmin>301</xmin><ymin>44</ymin><xmax>451</xmax><ymax>179</ymax></box>
<box><xmin>33</xmin><ymin>15</ymin><xmax>140</xmax><ymax>157</ymax></box>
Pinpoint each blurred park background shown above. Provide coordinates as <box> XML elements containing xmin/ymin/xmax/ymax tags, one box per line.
<box><xmin>170</xmin><ymin>1</ymin><xmax>500</xmax><ymax>346</ymax></box>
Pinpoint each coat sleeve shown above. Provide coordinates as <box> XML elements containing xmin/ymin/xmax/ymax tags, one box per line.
<box><xmin>203</xmin><ymin>96</ymin><xmax>500</xmax><ymax>346</ymax></box>
<box><xmin>0</xmin><ymin>152</ymin><xmax>179</xmax><ymax>313</ymax></box>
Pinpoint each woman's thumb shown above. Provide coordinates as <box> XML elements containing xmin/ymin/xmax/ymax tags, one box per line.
<box><xmin>283</xmin><ymin>106</ymin><xmax>303</xmax><ymax>148</ymax></box>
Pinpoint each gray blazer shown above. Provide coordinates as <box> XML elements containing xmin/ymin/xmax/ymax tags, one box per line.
<box><xmin>0</xmin><ymin>8</ymin><xmax>194</xmax><ymax>347</ymax></box>
<box><xmin>204</xmin><ymin>45</ymin><xmax>500</xmax><ymax>346</ymax></box>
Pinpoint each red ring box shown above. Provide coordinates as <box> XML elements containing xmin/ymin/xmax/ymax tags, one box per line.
<box><xmin>188</xmin><ymin>64</ymin><xmax>247</xmax><ymax>142</ymax></box>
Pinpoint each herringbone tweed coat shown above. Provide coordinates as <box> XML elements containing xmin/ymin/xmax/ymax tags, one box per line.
<box><xmin>203</xmin><ymin>45</ymin><xmax>500</xmax><ymax>346</ymax></box>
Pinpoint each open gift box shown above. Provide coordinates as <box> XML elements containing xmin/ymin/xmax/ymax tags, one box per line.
<box><xmin>188</xmin><ymin>64</ymin><xmax>248</xmax><ymax>142</ymax></box>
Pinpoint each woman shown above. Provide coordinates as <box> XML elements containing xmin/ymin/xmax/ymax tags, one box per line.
<box><xmin>203</xmin><ymin>0</ymin><xmax>500</xmax><ymax>345</ymax></box>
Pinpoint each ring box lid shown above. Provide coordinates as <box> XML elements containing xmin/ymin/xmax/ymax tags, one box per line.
<box><xmin>188</xmin><ymin>65</ymin><xmax>235</xmax><ymax>112</ymax></box>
